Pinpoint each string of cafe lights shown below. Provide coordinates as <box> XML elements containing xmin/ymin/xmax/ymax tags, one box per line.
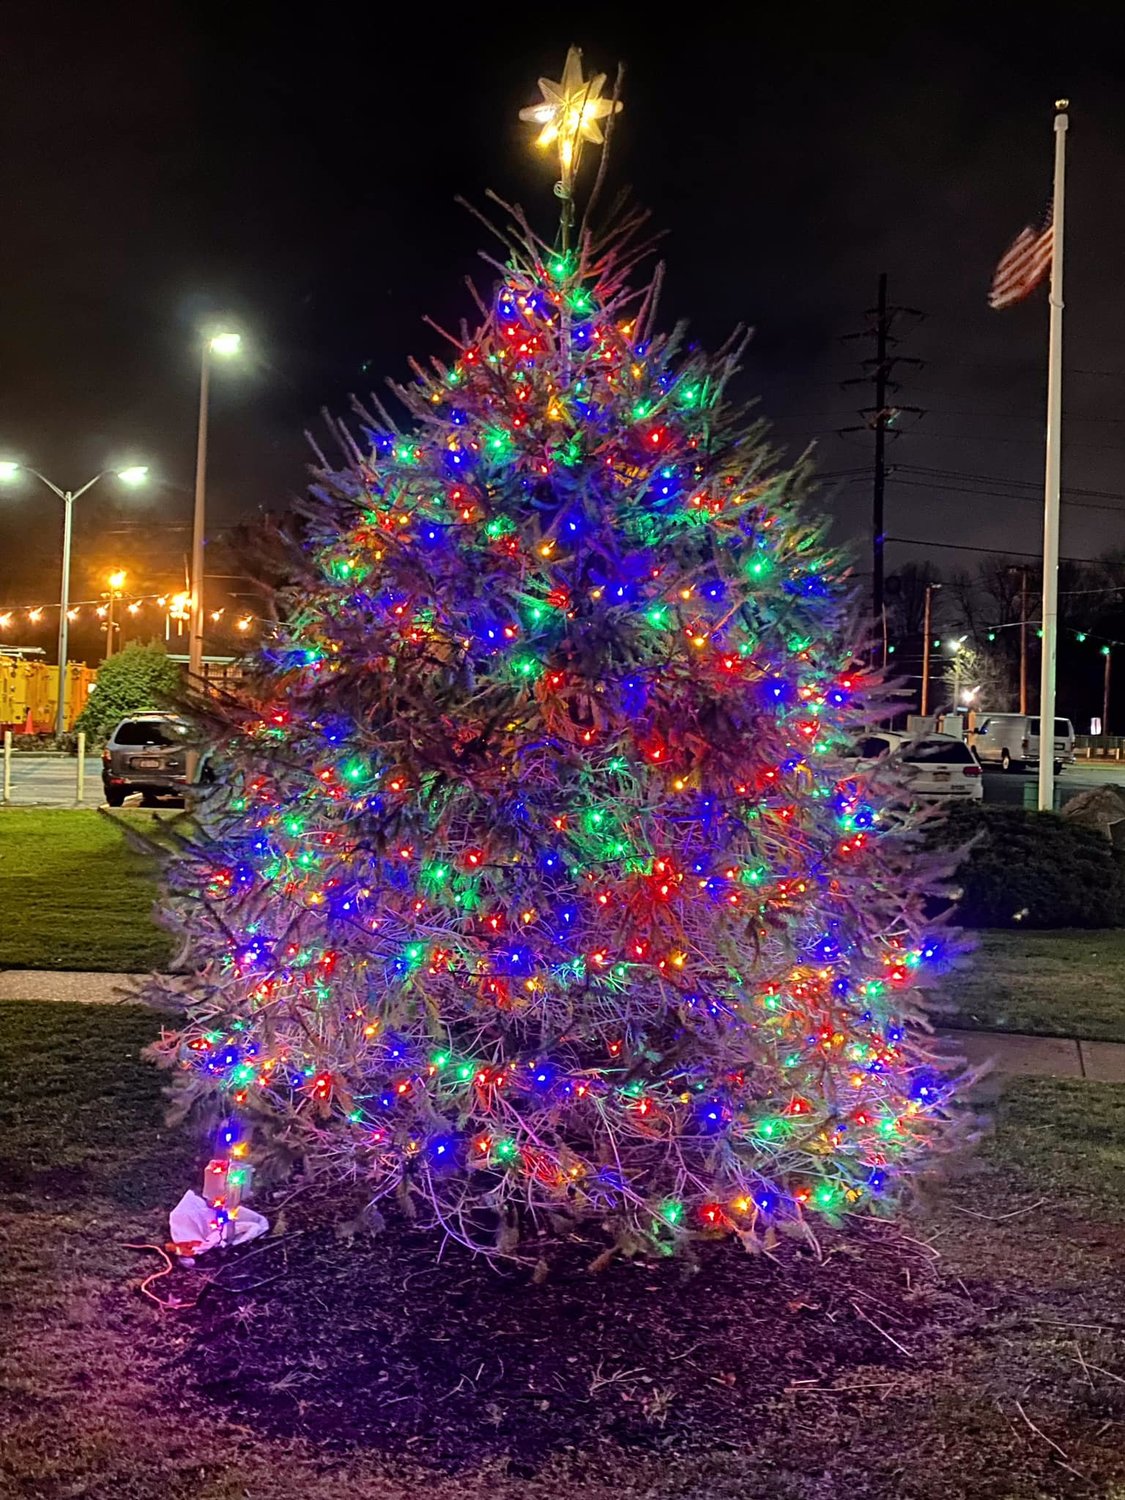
<box><xmin>0</xmin><ymin>591</ymin><xmax>258</xmax><ymax>634</ymax></box>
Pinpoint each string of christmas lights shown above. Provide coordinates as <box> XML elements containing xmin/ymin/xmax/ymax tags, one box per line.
<box><xmin>0</xmin><ymin>594</ymin><xmax>259</xmax><ymax>633</ymax></box>
<box><xmin>982</xmin><ymin>621</ymin><xmax>1122</xmax><ymax>650</ymax></box>
<box><xmin>150</xmin><ymin>202</ymin><xmax>967</xmax><ymax>1260</ymax></box>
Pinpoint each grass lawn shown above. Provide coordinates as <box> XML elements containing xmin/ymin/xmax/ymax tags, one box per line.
<box><xmin>946</xmin><ymin>928</ymin><xmax>1125</xmax><ymax>1042</ymax></box>
<box><xmin>0</xmin><ymin>809</ymin><xmax>173</xmax><ymax>972</ymax></box>
<box><xmin>2</xmin><ymin>807</ymin><xmax>1123</xmax><ymax>1046</ymax></box>
<box><xmin>1</xmin><ymin>1001</ymin><xmax>1125</xmax><ymax>1500</ymax></box>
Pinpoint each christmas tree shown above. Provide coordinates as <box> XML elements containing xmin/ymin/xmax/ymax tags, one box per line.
<box><xmin>155</xmin><ymin>51</ymin><xmax>962</xmax><ymax>1258</ymax></box>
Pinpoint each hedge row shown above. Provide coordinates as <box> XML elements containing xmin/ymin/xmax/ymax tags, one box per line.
<box><xmin>926</xmin><ymin>804</ymin><xmax>1125</xmax><ymax>929</ymax></box>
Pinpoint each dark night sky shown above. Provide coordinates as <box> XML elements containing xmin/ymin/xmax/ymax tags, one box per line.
<box><xmin>2</xmin><ymin>2</ymin><xmax>1124</xmax><ymax>623</ymax></box>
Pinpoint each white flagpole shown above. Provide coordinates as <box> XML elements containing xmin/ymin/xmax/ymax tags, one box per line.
<box><xmin>1037</xmin><ymin>100</ymin><xmax>1068</xmax><ymax>812</ymax></box>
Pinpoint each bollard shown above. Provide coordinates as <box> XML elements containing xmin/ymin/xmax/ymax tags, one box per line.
<box><xmin>76</xmin><ymin>731</ymin><xmax>86</xmax><ymax>805</ymax></box>
<box><xmin>2</xmin><ymin>729</ymin><xmax>10</xmax><ymax>804</ymax></box>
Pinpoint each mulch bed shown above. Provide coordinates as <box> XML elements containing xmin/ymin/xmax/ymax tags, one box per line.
<box><xmin>166</xmin><ymin>1206</ymin><xmax>974</xmax><ymax>1476</ymax></box>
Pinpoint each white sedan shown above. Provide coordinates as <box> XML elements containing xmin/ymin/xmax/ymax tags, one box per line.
<box><xmin>849</xmin><ymin>732</ymin><xmax>984</xmax><ymax>801</ymax></box>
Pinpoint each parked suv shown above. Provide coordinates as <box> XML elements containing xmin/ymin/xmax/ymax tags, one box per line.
<box><xmin>101</xmin><ymin>712</ymin><xmax>208</xmax><ymax>806</ymax></box>
<box><xmin>847</xmin><ymin>731</ymin><xmax>983</xmax><ymax>801</ymax></box>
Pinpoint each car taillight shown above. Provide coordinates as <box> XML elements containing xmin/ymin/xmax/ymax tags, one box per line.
<box><xmin>1021</xmin><ymin>737</ymin><xmax>1029</xmax><ymax>751</ymax></box>
<box><xmin>962</xmin><ymin>765</ymin><xmax>981</xmax><ymax>777</ymax></box>
<box><xmin>101</xmin><ymin>750</ymin><xmax>111</xmax><ymax>766</ymax></box>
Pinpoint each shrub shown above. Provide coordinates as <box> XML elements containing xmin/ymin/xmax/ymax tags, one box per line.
<box><xmin>75</xmin><ymin>643</ymin><xmax>182</xmax><ymax>743</ymax></box>
<box><xmin>927</xmin><ymin>804</ymin><xmax>1125</xmax><ymax>928</ymax></box>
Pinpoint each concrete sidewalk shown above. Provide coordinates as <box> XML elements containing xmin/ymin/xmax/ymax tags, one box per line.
<box><xmin>1</xmin><ymin>969</ymin><xmax>1124</xmax><ymax>1083</ymax></box>
<box><xmin>945</xmin><ymin>1027</ymin><xmax>1125</xmax><ymax>1082</ymax></box>
<box><xmin>0</xmin><ymin>970</ymin><xmax>150</xmax><ymax>1004</ymax></box>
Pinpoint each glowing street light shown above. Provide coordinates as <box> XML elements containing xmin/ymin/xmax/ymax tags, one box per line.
<box><xmin>190</xmin><ymin>326</ymin><xmax>244</xmax><ymax>686</ymax></box>
<box><xmin>104</xmin><ymin>569</ymin><xmax>128</xmax><ymax>660</ymax></box>
<box><xmin>163</xmin><ymin>589</ymin><xmax>191</xmax><ymax>642</ymax></box>
<box><xmin>0</xmin><ymin>463</ymin><xmax>149</xmax><ymax>733</ymax></box>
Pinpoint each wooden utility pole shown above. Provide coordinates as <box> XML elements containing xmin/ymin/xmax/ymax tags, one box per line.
<box><xmin>841</xmin><ymin>281</ymin><xmax>923</xmax><ymax>629</ymax></box>
<box><xmin>872</xmin><ymin>273</ymin><xmax>888</xmax><ymax>623</ymax></box>
<box><xmin>1019</xmin><ymin>567</ymin><xmax>1029</xmax><ymax>715</ymax></box>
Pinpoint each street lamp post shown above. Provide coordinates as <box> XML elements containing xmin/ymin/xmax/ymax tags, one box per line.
<box><xmin>104</xmin><ymin>569</ymin><xmax>127</xmax><ymax>661</ymax></box>
<box><xmin>0</xmin><ymin>463</ymin><xmax>148</xmax><ymax>736</ymax></box>
<box><xmin>920</xmin><ymin>581</ymin><xmax>942</xmax><ymax>719</ymax></box>
<box><xmin>166</xmin><ymin>590</ymin><xmax>190</xmax><ymax>642</ymax></box>
<box><xmin>189</xmin><ymin>330</ymin><xmax>242</xmax><ymax>687</ymax></box>
<box><xmin>946</xmin><ymin>637</ymin><xmax>968</xmax><ymax>719</ymax></box>
<box><xmin>1103</xmin><ymin>645</ymin><xmax>1112</xmax><ymax>738</ymax></box>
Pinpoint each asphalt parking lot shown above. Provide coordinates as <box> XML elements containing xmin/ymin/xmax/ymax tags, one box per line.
<box><xmin>4</xmin><ymin>752</ymin><xmax>1125</xmax><ymax>811</ymax></box>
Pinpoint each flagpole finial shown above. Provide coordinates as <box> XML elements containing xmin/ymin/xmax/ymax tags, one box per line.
<box><xmin>1055</xmin><ymin>98</ymin><xmax>1069</xmax><ymax>112</ymax></box>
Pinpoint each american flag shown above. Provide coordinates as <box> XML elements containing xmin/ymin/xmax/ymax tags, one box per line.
<box><xmin>989</xmin><ymin>216</ymin><xmax>1053</xmax><ymax>309</ymax></box>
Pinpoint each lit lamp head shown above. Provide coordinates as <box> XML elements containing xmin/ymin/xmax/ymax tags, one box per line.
<box><xmin>208</xmin><ymin>331</ymin><xmax>242</xmax><ymax>358</ymax></box>
<box><xmin>108</xmin><ymin>569</ymin><xmax>127</xmax><ymax>591</ymax></box>
<box><xmin>117</xmin><ymin>465</ymin><xmax>149</xmax><ymax>487</ymax></box>
<box><xmin>0</xmin><ymin>461</ymin><xmax>21</xmax><ymax>482</ymax></box>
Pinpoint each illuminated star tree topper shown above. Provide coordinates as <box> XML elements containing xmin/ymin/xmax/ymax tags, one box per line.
<box><xmin>519</xmin><ymin>45</ymin><xmax>622</xmax><ymax>236</ymax></box>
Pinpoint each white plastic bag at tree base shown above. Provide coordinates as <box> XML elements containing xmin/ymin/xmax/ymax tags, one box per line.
<box><xmin>169</xmin><ymin>1190</ymin><xmax>269</xmax><ymax>1257</ymax></box>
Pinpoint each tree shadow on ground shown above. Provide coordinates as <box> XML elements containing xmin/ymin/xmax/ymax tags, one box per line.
<box><xmin>178</xmin><ymin>1212</ymin><xmax>967</xmax><ymax>1476</ymax></box>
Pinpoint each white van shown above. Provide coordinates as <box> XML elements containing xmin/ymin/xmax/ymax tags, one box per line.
<box><xmin>970</xmin><ymin>713</ymin><xmax>1075</xmax><ymax>773</ymax></box>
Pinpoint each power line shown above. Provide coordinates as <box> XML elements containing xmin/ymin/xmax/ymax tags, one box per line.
<box><xmin>890</xmin><ymin>463</ymin><xmax>1125</xmax><ymax>507</ymax></box>
<box><xmin>905</xmin><ymin>428</ymin><xmax>1125</xmax><ymax>454</ymax></box>
<box><xmin>840</xmin><ymin>275</ymin><xmax>924</xmax><ymax>620</ymax></box>
<box><xmin>889</xmin><ymin>475</ymin><xmax>1125</xmax><ymax>518</ymax></box>
<box><xmin>896</xmin><ymin>462</ymin><xmax>1125</xmax><ymax>496</ymax></box>
<box><xmin>884</xmin><ymin>534</ymin><xmax>1101</xmax><ymax>563</ymax></box>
